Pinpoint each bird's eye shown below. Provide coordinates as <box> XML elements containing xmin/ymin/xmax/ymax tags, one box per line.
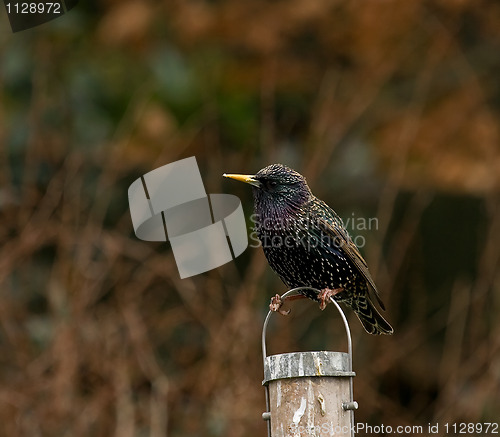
<box><xmin>266</xmin><ymin>180</ymin><xmax>278</xmax><ymax>189</ymax></box>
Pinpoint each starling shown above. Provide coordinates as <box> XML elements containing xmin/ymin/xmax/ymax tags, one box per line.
<box><xmin>224</xmin><ymin>163</ymin><xmax>393</xmax><ymax>335</ymax></box>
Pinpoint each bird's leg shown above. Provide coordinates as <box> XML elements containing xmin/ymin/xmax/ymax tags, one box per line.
<box><xmin>269</xmin><ymin>294</ymin><xmax>288</xmax><ymax>315</ymax></box>
<box><xmin>318</xmin><ymin>287</ymin><xmax>344</xmax><ymax>310</ymax></box>
<box><xmin>269</xmin><ymin>293</ymin><xmax>308</xmax><ymax>315</ymax></box>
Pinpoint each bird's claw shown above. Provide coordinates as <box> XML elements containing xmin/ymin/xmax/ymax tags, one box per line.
<box><xmin>318</xmin><ymin>287</ymin><xmax>344</xmax><ymax>310</ymax></box>
<box><xmin>269</xmin><ymin>294</ymin><xmax>291</xmax><ymax>315</ymax></box>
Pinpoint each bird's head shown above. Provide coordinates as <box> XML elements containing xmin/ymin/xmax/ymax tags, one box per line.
<box><xmin>224</xmin><ymin>164</ymin><xmax>312</xmax><ymax>216</ymax></box>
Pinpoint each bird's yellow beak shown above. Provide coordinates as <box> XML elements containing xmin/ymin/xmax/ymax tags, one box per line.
<box><xmin>223</xmin><ymin>173</ymin><xmax>261</xmax><ymax>188</ymax></box>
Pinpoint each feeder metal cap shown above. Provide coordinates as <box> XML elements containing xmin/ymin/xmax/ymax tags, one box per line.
<box><xmin>263</xmin><ymin>351</ymin><xmax>355</xmax><ymax>385</ymax></box>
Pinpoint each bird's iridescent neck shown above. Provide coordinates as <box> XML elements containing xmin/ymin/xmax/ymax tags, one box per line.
<box><xmin>253</xmin><ymin>191</ymin><xmax>312</xmax><ymax>229</ymax></box>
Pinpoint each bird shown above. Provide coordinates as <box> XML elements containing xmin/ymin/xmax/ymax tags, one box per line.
<box><xmin>224</xmin><ymin>163</ymin><xmax>393</xmax><ymax>335</ymax></box>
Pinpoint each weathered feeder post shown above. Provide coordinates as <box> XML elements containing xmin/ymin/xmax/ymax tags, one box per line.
<box><xmin>262</xmin><ymin>287</ymin><xmax>358</xmax><ymax>437</ymax></box>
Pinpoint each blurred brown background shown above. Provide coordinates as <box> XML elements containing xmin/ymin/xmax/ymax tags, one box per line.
<box><xmin>1</xmin><ymin>0</ymin><xmax>499</xmax><ymax>436</ymax></box>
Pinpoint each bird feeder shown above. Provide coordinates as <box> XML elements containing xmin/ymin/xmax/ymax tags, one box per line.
<box><xmin>262</xmin><ymin>287</ymin><xmax>358</xmax><ymax>437</ymax></box>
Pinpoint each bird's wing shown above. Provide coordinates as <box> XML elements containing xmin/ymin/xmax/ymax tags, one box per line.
<box><xmin>313</xmin><ymin>201</ymin><xmax>386</xmax><ymax>311</ymax></box>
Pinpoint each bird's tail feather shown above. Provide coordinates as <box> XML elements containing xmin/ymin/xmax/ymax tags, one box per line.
<box><xmin>349</xmin><ymin>294</ymin><xmax>394</xmax><ymax>335</ymax></box>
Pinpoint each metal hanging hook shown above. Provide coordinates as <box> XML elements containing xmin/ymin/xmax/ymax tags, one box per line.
<box><xmin>261</xmin><ymin>287</ymin><xmax>357</xmax><ymax>437</ymax></box>
<box><xmin>262</xmin><ymin>287</ymin><xmax>353</xmax><ymax>368</ymax></box>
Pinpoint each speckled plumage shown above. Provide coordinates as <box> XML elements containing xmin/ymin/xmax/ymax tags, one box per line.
<box><xmin>226</xmin><ymin>163</ymin><xmax>393</xmax><ymax>335</ymax></box>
